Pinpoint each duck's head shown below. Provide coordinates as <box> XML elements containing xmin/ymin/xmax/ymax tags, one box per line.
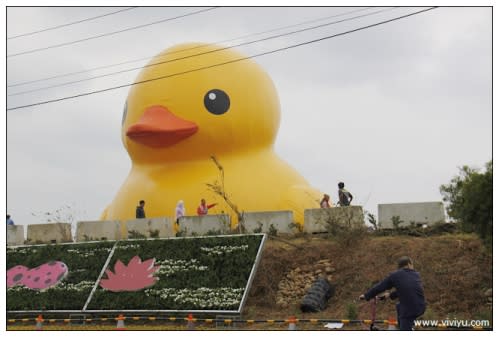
<box><xmin>122</xmin><ymin>43</ymin><xmax>281</xmax><ymax>163</ymax></box>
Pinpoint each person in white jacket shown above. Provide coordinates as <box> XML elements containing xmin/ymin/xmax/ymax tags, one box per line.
<box><xmin>174</xmin><ymin>200</ymin><xmax>185</xmax><ymax>225</ymax></box>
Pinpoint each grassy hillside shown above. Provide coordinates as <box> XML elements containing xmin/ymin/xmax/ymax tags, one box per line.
<box><xmin>244</xmin><ymin>231</ymin><xmax>492</xmax><ymax>328</ymax></box>
<box><xmin>7</xmin><ymin>228</ymin><xmax>492</xmax><ymax>331</ymax></box>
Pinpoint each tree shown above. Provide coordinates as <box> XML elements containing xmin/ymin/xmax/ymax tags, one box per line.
<box><xmin>440</xmin><ymin>160</ymin><xmax>492</xmax><ymax>244</ymax></box>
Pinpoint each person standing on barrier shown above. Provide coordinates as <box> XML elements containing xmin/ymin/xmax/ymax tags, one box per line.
<box><xmin>197</xmin><ymin>198</ymin><xmax>217</xmax><ymax>215</ymax></box>
<box><xmin>320</xmin><ymin>194</ymin><xmax>332</xmax><ymax>208</ymax></box>
<box><xmin>173</xmin><ymin>200</ymin><xmax>186</xmax><ymax>234</ymax></box>
<box><xmin>136</xmin><ymin>200</ymin><xmax>146</xmax><ymax>218</ymax></box>
<box><xmin>337</xmin><ymin>182</ymin><xmax>353</xmax><ymax>206</ymax></box>
<box><xmin>359</xmin><ymin>256</ymin><xmax>426</xmax><ymax>331</ymax></box>
<box><xmin>175</xmin><ymin>200</ymin><xmax>185</xmax><ymax>224</ymax></box>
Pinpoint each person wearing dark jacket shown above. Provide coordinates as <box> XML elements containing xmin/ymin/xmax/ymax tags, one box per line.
<box><xmin>337</xmin><ymin>182</ymin><xmax>353</xmax><ymax>206</ymax></box>
<box><xmin>136</xmin><ymin>200</ymin><xmax>146</xmax><ymax>218</ymax></box>
<box><xmin>359</xmin><ymin>256</ymin><xmax>426</xmax><ymax>331</ymax></box>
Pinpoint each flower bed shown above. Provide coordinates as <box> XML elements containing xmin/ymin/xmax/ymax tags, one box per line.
<box><xmin>86</xmin><ymin>234</ymin><xmax>265</xmax><ymax>311</ymax></box>
<box><xmin>7</xmin><ymin>241</ymin><xmax>115</xmax><ymax>311</ymax></box>
<box><xmin>7</xmin><ymin>234</ymin><xmax>266</xmax><ymax>313</ymax></box>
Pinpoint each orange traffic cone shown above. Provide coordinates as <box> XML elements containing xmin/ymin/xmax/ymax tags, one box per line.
<box><xmin>388</xmin><ymin>317</ymin><xmax>397</xmax><ymax>330</ymax></box>
<box><xmin>186</xmin><ymin>313</ymin><xmax>195</xmax><ymax>330</ymax></box>
<box><xmin>288</xmin><ymin>316</ymin><xmax>298</xmax><ymax>330</ymax></box>
<box><xmin>35</xmin><ymin>315</ymin><xmax>44</xmax><ymax>330</ymax></box>
<box><xmin>115</xmin><ymin>314</ymin><xmax>126</xmax><ymax>330</ymax></box>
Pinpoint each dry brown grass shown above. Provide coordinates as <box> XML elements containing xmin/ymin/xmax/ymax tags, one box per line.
<box><xmin>245</xmin><ymin>233</ymin><xmax>492</xmax><ymax>324</ymax></box>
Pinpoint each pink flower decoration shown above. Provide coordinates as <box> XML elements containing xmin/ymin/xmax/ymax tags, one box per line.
<box><xmin>7</xmin><ymin>261</ymin><xmax>68</xmax><ymax>290</ymax></box>
<box><xmin>100</xmin><ymin>256</ymin><xmax>160</xmax><ymax>292</ymax></box>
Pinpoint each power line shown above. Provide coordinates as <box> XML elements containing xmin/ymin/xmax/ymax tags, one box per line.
<box><xmin>7</xmin><ymin>7</ymin><xmax>374</xmax><ymax>88</ymax></box>
<box><xmin>7</xmin><ymin>7</ymin><xmax>219</xmax><ymax>58</ymax></box>
<box><xmin>7</xmin><ymin>7</ymin><xmax>438</xmax><ymax>111</ymax></box>
<box><xmin>8</xmin><ymin>7</ymin><xmax>398</xmax><ymax>97</ymax></box>
<box><xmin>7</xmin><ymin>7</ymin><xmax>437</xmax><ymax>109</ymax></box>
<box><xmin>7</xmin><ymin>7</ymin><xmax>138</xmax><ymax>40</ymax></box>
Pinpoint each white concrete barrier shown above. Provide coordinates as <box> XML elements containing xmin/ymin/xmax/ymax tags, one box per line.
<box><xmin>76</xmin><ymin>220</ymin><xmax>121</xmax><ymax>242</ymax></box>
<box><xmin>304</xmin><ymin>206</ymin><xmax>365</xmax><ymax>233</ymax></box>
<box><xmin>27</xmin><ymin>223</ymin><xmax>73</xmax><ymax>244</ymax></box>
<box><xmin>378</xmin><ymin>202</ymin><xmax>445</xmax><ymax>228</ymax></box>
<box><xmin>178</xmin><ymin>214</ymin><xmax>231</xmax><ymax>236</ymax></box>
<box><xmin>7</xmin><ymin>225</ymin><xmax>25</xmax><ymax>246</ymax></box>
<box><xmin>125</xmin><ymin>217</ymin><xmax>174</xmax><ymax>238</ymax></box>
<box><xmin>241</xmin><ymin>211</ymin><xmax>295</xmax><ymax>234</ymax></box>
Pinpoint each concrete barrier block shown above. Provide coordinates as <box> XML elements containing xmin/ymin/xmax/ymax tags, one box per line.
<box><xmin>304</xmin><ymin>206</ymin><xmax>365</xmax><ymax>233</ymax></box>
<box><xmin>26</xmin><ymin>223</ymin><xmax>73</xmax><ymax>244</ymax></box>
<box><xmin>125</xmin><ymin>217</ymin><xmax>174</xmax><ymax>238</ymax></box>
<box><xmin>241</xmin><ymin>211</ymin><xmax>295</xmax><ymax>234</ymax></box>
<box><xmin>7</xmin><ymin>225</ymin><xmax>25</xmax><ymax>246</ymax></box>
<box><xmin>76</xmin><ymin>220</ymin><xmax>121</xmax><ymax>242</ymax></box>
<box><xmin>378</xmin><ymin>202</ymin><xmax>445</xmax><ymax>228</ymax></box>
<box><xmin>178</xmin><ymin>214</ymin><xmax>231</xmax><ymax>236</ymax></box>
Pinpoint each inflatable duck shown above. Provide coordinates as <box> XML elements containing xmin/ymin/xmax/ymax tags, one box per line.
<box><xmin>101</xmin><ymin>43</ymin><xmax>323</xmax><ymax>226</ymax></box>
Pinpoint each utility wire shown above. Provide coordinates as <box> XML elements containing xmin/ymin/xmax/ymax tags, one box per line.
<box><xmin>7</xmin><ymin>7</ymin><xmax>374</xmax><ymax>88</ymax></box>
<box><xmin>7</xmin><ymin>7</ymin><xmax>219</xmax><ymax>58</ymax></box>
<box><xmin>7</xmin><ymin>7</ymin><xmax>438</xmax><ymax>111</ymax></box>
<box><xmin>7</xmin><ymin>7</ymin><xmax>138</xmax><ymax>40</ymax></box>
<box><xmin>8</xmin><ymin>7</ymin><xmax>398</xmax><ymax>97</ymax></box>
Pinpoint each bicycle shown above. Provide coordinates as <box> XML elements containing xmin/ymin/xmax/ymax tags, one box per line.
<box><xmin>359</xmin><ymin>293</ymin><xmax>392</xmax><ymax>331</ymax></box>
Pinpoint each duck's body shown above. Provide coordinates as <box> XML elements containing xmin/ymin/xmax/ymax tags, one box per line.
<box><xmin>103</xmin><ymin>149</ymin><xmax>322</xmax><ymax>223</ymax></box>
<box><xmin>101</xmin><ymin>43</ymin><xmax>323</xmax><ymax>225</ymax></box>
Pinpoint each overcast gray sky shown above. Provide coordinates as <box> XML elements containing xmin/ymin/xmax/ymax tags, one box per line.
<box><xmin>5</xmin><ymin>6</ymin><xmax>492</xmax><ymax>226</ymax></box>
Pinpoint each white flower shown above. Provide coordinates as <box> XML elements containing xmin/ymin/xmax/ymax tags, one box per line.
<box><xmin>155</xmin><ymin>259</ymin><xmax>209</xmax><ymax>276</ymax></box>
<box><xmin>145</xmin><ymin>287</ymin><xmax>244</xmax><ymax>309</ymax></box>
<box><xmin>200</xmin><ymin>245</ymin><xmax>249</xmax><ymax>256</ymax></box>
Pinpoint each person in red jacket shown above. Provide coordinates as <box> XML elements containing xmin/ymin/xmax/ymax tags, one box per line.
<box><xmin>197</xmin><ymin>199</ymin><xmax>217</xmax><ymax>215</ymax></box>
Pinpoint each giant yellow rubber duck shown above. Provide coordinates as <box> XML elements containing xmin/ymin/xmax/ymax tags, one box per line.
<box><xmin>101</xmin><ymin>43</ymin><xmax>323</xmax><ymax>227</ymax></box>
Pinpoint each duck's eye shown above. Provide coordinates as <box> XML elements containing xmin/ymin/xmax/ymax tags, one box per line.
<box><xmin>122</xmin><ymin>101</ymin><xmax>127</xmax><ymax>125</ymax></box>
<box><xmin>204</xmin><ymin>89</ymin><xmax>230</xmax><ymax>115</ymax></box>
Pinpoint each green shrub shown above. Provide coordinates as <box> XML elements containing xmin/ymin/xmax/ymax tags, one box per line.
<box><xmin>346</xmin><ymin>302</ymin><xmax>358</xmax><ymax>320</ymax></box>
<box><xmin>253</xmin><ymin>222</ymin><xmax>263</xmax><ymax>233</ymax></box>
<box><xmin>440</xmin><ymin>160</ymin><xmax>492</xmax><ymax>246</ymax></box>
<box><xmin>324</xmin><ymin>215</ymin><xmax>367</xmax><ymax>247</ymax></box>
<box><xmin>267</xmin><ymin>224</ymin><xmax>278</xmax><ymax>236</ymax></box>
<box><xmin>391</xmin><ymin>216</ymin><xmax>403</xmax><ymax>229</ymax></box>
<box><xmin>148</xmin><ymin>229</ymin><xmax>160</xmax><ymax>238</ymax></box>
<box><xmin>128</xmin><ymin>230</ymin><xmax>147</xmax><ymax>239</ymax></box>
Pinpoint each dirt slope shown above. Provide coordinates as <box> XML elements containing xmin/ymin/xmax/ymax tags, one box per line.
<box><xmin>244</xmin><ymin>232</ymin><xmax>492</xmax><ymax>326</ymax></box>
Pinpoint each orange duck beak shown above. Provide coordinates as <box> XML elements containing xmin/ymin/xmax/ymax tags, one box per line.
<box><xmin>126</xmin><ymin>105</ymin><xmax>198</xmax><ymax>148</ymax></box>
